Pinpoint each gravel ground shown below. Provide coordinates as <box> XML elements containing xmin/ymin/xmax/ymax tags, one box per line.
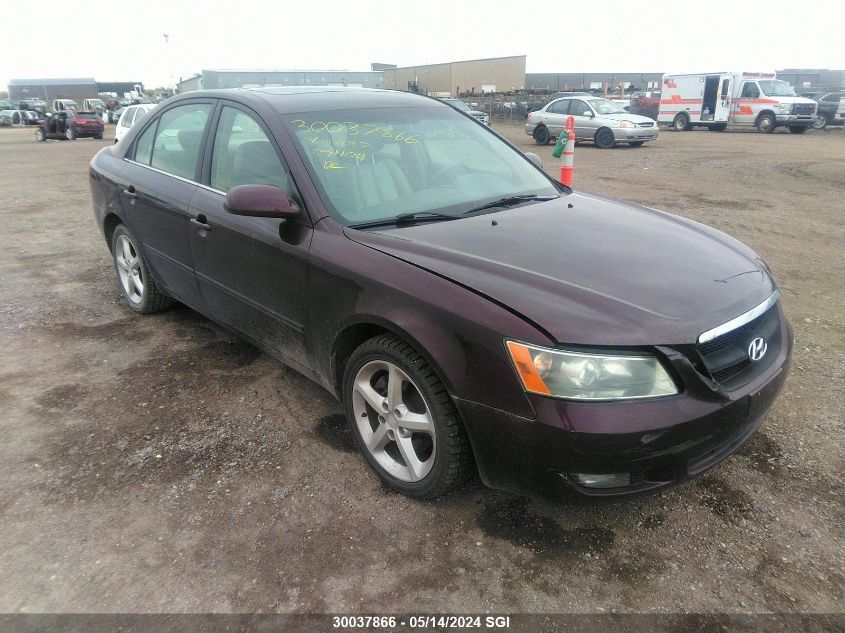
<box><xmin>0</xmin><ymin>122</ymin><xmax>842</xmax><ymax>618</ymax></box>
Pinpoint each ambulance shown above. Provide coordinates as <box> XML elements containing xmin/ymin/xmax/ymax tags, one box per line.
<box><xmin>658</xmin><ymin>72</ymin><xmax>817</xmax><ymax>134</ymax></box>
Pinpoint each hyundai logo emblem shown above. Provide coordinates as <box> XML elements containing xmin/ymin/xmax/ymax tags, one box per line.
<box><xmin>748</xmin><ymin>337</ymin><xmax>768</xmax><ymax>362</ymax></box>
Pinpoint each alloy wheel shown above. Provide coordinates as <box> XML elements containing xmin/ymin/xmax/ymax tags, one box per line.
<box><xmin>351</xmin><ymin>360</ymin><xmax>436</xmax><ymax>482</ymax></box>
<box><xmin>114</xmin><ymin>234</ymin><xmax>144</xmax><ymax>304</ymax></box>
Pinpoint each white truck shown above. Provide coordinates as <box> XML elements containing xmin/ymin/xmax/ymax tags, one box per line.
<box><xmin>658</xmin><ymin>72</ymin><xmax>817</xmax><ymax>134</ymax></box>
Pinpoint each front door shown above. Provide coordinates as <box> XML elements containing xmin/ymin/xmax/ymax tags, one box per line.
<box><xmin>118</xmin><ymin>100</ymin><xmax>214</xmax><ymax>305</ymax></box>
<box><xmin>188</xmin><ymin>102</ymin><xmax>312</xmax><ymax>366</ymax></box>
<box><xmin>542</xmin><ymin>99</ymin><xmax>570</xmax><ymax>137</ymax></box>
<box><xmin>569</xmin><ymin>99</ymin><xmax>598</xmax><ymax>139</ymax></box>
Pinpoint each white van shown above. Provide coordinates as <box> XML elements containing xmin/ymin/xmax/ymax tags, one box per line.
<box><xmin>658</xmin><ymin>72</ymin><xmax>817</xmax><ymax>133</ymax></box>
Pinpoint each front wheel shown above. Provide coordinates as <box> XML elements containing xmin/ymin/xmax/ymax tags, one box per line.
<box><xmin>65</xmin><ymin>128</ymin><xmax>76</xmax><ymax>140</ymax></box>
<box><xmin>756</xmin><ymin>113</ymin><xmax>776</xmax><ymax>133</ymax></box>
<box><xmin>111</xmin><ymin>225</ymin><xmax>172</xmax><ymax>313</ymax></box>
<box><xmin>812</xmin><ymin>114</ymin><xmax>828</xmax><ymax>130</ymax></box>
<box><xmin>343</xmin><ymin>334</ymin><xmax>473</xmax><ymax>499</ymax></box>
<box><xmin>672</xmin><ymin>113</ymin><xmax>691</xmax><ymax>131</ymax></box>
<box><xmin>594</xmin><ymin>127</ymin><xmax>616</xmax><ymax>149</ymax></box>
<box><xmin>35</xmin><ymin>128</ymin><xmax>46</xmax><ymax>141</ymax></box>
<box><xmin>533</xmin><ymin>125</ymin><xmax>550</xmax><ymax>145</ymax></box>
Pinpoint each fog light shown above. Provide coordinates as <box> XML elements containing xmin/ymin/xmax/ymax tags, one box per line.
<box><xmin>570</xmin><ymin>473</ymin><xmax>631</xmax><ymax>489</ymax></box>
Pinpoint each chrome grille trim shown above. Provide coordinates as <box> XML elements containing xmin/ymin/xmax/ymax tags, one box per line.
<box><xmin>697</xmin><ymin>290</ymin><xmax>780</xmax><ymax>344</ymax></box>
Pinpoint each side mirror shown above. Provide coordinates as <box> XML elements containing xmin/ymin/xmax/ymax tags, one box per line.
<box><xmin>524</xmin><ymin>152</ymin><xmax>543</xmax><ymax>169</ymax></box>
<box><xmin>223</xmin><ymin>184</ymin><xmax>300</xmax><ymax>219</ymax></box>
<box><xmin>582</xmin><ymin>110</ymin><xmax>593</xmax><ymax>117</ymax></box>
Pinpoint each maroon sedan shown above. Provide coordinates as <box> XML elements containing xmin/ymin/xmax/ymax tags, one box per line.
<box><xmin>36</xmin><ymin>110</ymin><xmax>104</xmax><ymax>141</ymax></box>
<box><xmin>88</xmin><ymin>88</ymin><xmax>791</xmax><ymax>499</ymax></box>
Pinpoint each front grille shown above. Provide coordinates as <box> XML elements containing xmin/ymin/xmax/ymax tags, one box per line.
<box><xmin>638</xmin><ymin>122</ymin><xmax>655</xmax><ymax>128</ymax></box>
<box><xmin>696</xmin><ymin>303</ymin><xmax>781</xmax><ymax>390</ymax></box>
<box><xmin>792</xmin><ymin>103</ymin><xmax>815</xmax><ymax>115</ymax></box>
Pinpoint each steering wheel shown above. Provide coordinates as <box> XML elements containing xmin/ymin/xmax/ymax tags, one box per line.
<box><xmin>430</xmin><ymin>163</ymin><xmax>471</xmax><ymax>186</ymax></box>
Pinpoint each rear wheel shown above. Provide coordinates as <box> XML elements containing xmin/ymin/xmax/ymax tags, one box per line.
<box><xmin>65</xmin><ymin>127</ymin><xmax>76</xmax><ymax>140</ymax></box>
<box><xmin>672</xmin><ymin>113</ymin><xmax>691</xmax><ymax>131</ymax></box>
<box><xmin>343</xmin><ymin>334</ymin><xmax>473</xmax><ymax>499</ymax></box>
<box><xmin>594</xmin><ymin>127</ymin><xmax>616</xmax><ymax>149</ymax></box>
<box><xmin>533</xmin><ymin>125</ymin><xmax>550</xmax><ymax>145</ymax></box>
<box><xmin>812</xmin><ymin>114</ymin><xmax>828</xmax><ymax>130</ymax></box>
<box><xmin>94</xmin><ymin>133</ymin><xmax>103</xmax><ymax>140</ymax></box>
<box><xmin>756</xmin><ymin>113</ymin><xmax>776</xmax><ymax>133</ymax></box>
<box><xmin>788</xmin><ymin>126</ymin><xmax>808</xmax><ymax>134</ymax></box>
<box><xmin>34</xmin><ymin>128</ymin><xmax>45</xmax><ymax>141</ymax></box>
<box><xmin>111</xmin><ymin>225</ymin><xmax>172</xmax><ymax>313</ymax></box>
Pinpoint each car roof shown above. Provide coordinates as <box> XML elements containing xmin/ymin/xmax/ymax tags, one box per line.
<box><xmin>167</xmin><ymin>87</ymin><xmax>446</xmax><ymax>114</ymax></box>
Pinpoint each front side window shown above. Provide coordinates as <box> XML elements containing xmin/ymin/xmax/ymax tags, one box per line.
<box><xmin>149</xmin><ymin>103</ymin><xmax>211</xmax><ymax>180</ymax></box>
<box><xmin>210</xmin><ymin>106</ymin><xmax>290</xmax><ymax>194</ymax></box>
<box><xmin>283</xmin><ymin>106</ymin><xmax>558</xmax><ymax>225</ymax></box>
<box><xmin>120</xmin><ymin>107</ymin><xmax>136</xmax><ymax>127</ymax></box>
<box><xmin>570</xmin><ymin>100</ymin><xmax>593</xmax><ymax>116</ymax></box>
<box><xmin>741</xmin><ymin>82</ymin><xmax>760</xmax><ymax>98</ymax></box>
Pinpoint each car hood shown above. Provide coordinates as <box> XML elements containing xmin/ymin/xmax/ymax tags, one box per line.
<box><xmin>343</xmin><ymin>193</ymin><xmax>777</xmax><ymax>345</ymax></box>
<box><xmin>762</xmin><ymin>96</ymin><xmax>816</xmax><ymax>105</ymax></box>
<box><xmin>595</xmin><ymin>111</ymin><xmax>655</xmax><ymax>123</ymax></box>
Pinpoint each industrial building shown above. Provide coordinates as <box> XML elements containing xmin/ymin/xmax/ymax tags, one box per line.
<box><xmin>525</xmin><ymin>72</ymin><xmax>663</xmax><ymax>93</ymax></box>
<box><xmin>8</xmin><ymin>78</ymin><xmax>144</xmax><ymax>102</ymax></box>
<box><xmin>381</xmin><ymin>56</ymin><xmax>527</xmax><ymax>97</ymax></box>
<box><xmin>175</xmin><ymin>69</ymin><xmax>384</xmax><ymax>93</ymax></box>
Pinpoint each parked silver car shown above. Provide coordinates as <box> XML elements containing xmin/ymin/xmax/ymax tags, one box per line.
<box><xmin>440</xmin><ymin>98</ymin><xmax>491</xmax><ymax>126</ymax></box>
<box><xmin>525</xmin><ymin>96</ymin><xmax>658</xmax><ymax>148</ymax></box>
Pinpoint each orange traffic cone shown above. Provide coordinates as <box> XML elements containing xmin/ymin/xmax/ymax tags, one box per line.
<box><xmin>559</xmin><ymin>115</ymin><xmax>576</xmax><ymax>187</ymax></box>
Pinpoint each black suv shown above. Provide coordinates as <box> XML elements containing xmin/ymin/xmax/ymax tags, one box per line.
<box><xmin>805</xmin><ymin>91</ymin><xmax>844</xmax><ymax>129</ymax></box>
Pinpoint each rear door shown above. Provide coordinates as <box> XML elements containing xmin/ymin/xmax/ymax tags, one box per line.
<box><xmin>187</xmin><ymin>101</ymin><xmax>312</xmax><ymax>365</ymax></box>
<box><xmin>542</xmin><ymin>99</ymin><xmax>570</xmax><ymax>136</ymax></box>
<box><xmin>118</xmin><ymin>100</ymin><xmax>214</xmax><ymax>305</ymax></box>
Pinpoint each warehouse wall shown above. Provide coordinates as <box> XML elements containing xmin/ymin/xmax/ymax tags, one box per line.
<box><xmin>383</xmin><ymin>56</ymin><xmax>526</xmax><ymax>96</ymax></box>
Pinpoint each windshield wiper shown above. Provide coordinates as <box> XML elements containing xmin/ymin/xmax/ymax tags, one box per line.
<box><xmin>462</xmin><ymin>194</ymin><xmax>559</xmax><ymax>215</ymax></box>
<box><xmin>349</xmin><ymin>211</ymin><xmax>459</xmax><ymax>230</ymax></box>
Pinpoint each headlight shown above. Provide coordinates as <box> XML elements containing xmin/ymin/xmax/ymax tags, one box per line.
<box><xmin>619</xmin><ymin>120</ymin><xmax>636</xmax><ymax>128</ymax></box>
<box><xmin>506</xmin><ymin>341</ymin><xmax>679</xmax><ymax>401</ymax></box>
<box><xmin>778</xmin><ymin>104</ymin><xmax>791</xmax><ymax>113</ymax></box>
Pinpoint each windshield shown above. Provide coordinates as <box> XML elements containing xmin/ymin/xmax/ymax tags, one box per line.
<box><xmin>758</xmin><ymin>80</ymin><xmax>797</xmax><ymax>97</ymax></box>
<box><xmin>444</xmin><ymin>99</ymin><xmax>471</xmax><ymax>112</ymax></box>
<box><xmin>588</xmin><ymin>98</ymin><xmax>626</xmax><ymax>115</ymax></box>
<box><xmin>283</xmin><ymin>106</ymin><xmax>558</xmax><ymax>226</ymax></box>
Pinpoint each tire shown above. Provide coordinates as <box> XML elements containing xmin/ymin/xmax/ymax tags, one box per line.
<box><xmin>94</xmin><ymin>133</ymin><xmax>103</xmax><ymax>140</ymax></box>
<box><xmin>628</xmin><ymin>141</ymin><xmax>645</xmax><ymax>147</ymax></box>
<box><xmin>34</xmin><ymin>128</ymin><xmax>45</xmax><ymax>142</ymax></box>
<box><xmin>788</xmin><ymin>126</ymin><xmax>808</xmax><ymax>134</ymax></box>
<box><xmin>756</xmin><ymin>113</ymin><xmax>776</xmax><ymax>133</ymax></box>
<box><xmin>533</xmin><ymin>125</ymin><xmax>550</xmax><ymax>145</ymax></box>
<box><xmin>343</xmin><ymin>334</ymin><xmax>473</xmax><ymax>499</ymax></box>
<box><xmin>812</xmin><ymin>114</ymin><xmax>828</xmax><ymax>130</ymax></box>
<box><xmin>111</xmin><ymin>225</ymin><xmax>172</xmax><ymax>314</ymax></box>
<box><xmin>594</xmin><ymin>127</ymin><xmax>616</xmax><ymax>149</ymax></box>
<box><xmin>672</xmin><ymin>113</ymin><xmax>691</xmax><ymax>131</ymax></box>
<box><xmin>709</xmin><ymin>123</ymin><xmax>728</xmax><ymax>132</ymax></box>
<box><xmin>65</xmin><ymin>127</ymin><xmax>76</xmax><ymax>140</ymax></box>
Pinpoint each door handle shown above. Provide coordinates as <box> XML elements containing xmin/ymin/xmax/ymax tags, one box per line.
<box><xmin>190</xmin><ymin>216</ymin><xmax>211</xmax><ymax>231</ymax></box>
<box><xmin>122</xmin><ymin>185</ymin><xmax>137</xmax><ymax>199</ymax></box>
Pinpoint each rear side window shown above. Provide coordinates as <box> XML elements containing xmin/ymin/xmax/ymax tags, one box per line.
<box><xmin>149</xmin><ymin>103</ymin><xmax>211</xmax><ymax>180</ymax></box>
<box><xmin>547</xmin><ymin>100</ymin><xmax>569</xmax><ymax>115</ymax></box>
<box><xmin>120</xmin><ymin>107</ymin><xmax>136</xmax><ymax>127</ymax></box>
<box><xmin>133</xmin><ymin>121</ymin><xmax>156</xmax><ymax>165</ymax></box>
<box><xmin>210</xmin><ymin>106</ymin><xmax>290</xmax><ymax>193</ymax></box>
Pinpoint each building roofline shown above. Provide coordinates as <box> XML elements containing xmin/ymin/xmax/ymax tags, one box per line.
<box><xmin>384</xmin><ymin>55</ymin><xmax>527</xmax><ymax>71</ymax></box>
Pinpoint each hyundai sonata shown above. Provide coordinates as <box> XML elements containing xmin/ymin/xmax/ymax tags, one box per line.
<box><xmin>88</xmin><ymin>87</ymin><xmax>791</xmax><ymax>499</ymax></box>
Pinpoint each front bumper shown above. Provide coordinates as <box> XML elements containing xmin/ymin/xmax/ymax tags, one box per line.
<box><xmin>455</xmin><ymin>316</ymin><xmax>791</xmax><ymax>499</ymax></box>
<box><xmin>776</xmin><ymin>113</ymin><xmax>815</xmax><ymax>124</ymax></box>
<box><xmin>615</xmin><ymin>126</ymin><xmax>659</xmax><ymax>142</ymax></box>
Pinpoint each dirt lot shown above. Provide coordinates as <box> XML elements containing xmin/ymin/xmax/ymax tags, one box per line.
<box><xmin>0</xmin><ymin>122</ymin><xmax>842</xmax><ymax>618</ymax></box>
